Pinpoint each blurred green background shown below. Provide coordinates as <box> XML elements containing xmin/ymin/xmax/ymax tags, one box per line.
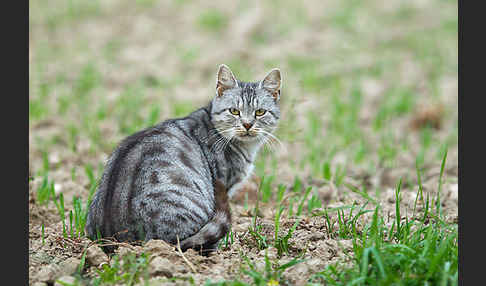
<box><xmin>29</xmin><ymin>0</ymin><xmax>457</xmax><ymax>185</ymax></box>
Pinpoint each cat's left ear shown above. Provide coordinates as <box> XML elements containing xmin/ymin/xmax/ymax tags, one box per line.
<box><xmin>260</xmin><ymin>68</ymin><xmax>282</xmax><ymax>101</ymax></box>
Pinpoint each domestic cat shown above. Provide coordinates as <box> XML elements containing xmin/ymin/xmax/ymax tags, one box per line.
<box><xmin>85</xmin><ymin>64</ymin><xmax>282</xmax><ymax>252</ymax></box>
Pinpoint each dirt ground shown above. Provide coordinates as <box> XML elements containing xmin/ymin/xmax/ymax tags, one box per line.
<box><xmin>29</xmin><ymin>0</ymin><xmax>457</xmax><ymax>285</ymax></box>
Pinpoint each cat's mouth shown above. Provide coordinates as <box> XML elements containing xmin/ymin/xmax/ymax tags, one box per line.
<box><xmin>236</xmin><ymin>131</ymin><xmax>258</xmax><ymax>141</ymax></box>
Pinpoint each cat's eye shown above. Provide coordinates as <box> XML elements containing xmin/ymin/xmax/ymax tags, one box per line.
<box><xmin>255</xmin><ymin>109</ymin><xmax>266</xmax><ymax>116</ymax></box>
<box><xmin>229</xmin><ymin>108</ymin><xmax>240</xmax><ymax>116</ymax></box>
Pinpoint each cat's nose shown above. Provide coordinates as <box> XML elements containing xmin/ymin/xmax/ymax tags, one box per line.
<box><xmin>242</xmin><ymin>122</ymin><xmax>253</xmax><ymax>130</ymax></box>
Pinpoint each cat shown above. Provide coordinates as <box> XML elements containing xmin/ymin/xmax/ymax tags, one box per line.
<box><xmin>85</xmin><ymin>64</ymin><xmax>282</xmax><ymax>252</ymax></box>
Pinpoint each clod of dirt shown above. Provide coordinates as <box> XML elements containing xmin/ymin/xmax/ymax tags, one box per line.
<box><xmin>143</xmin><ymin>239</ymin><xmax>175</xmax><ymax>256</ymax></box>
<box><xmin>86</xmin><ymin>245</ymin><xmax>109</xmax><ymax>267</ymax></box>
<box><xmin>410</xmin><ymin>101</ymin><xmax>445</xmax><ymax>130</ymax></box>
<box><xmin>286</xmin><ymin>259</ymin><xmax>323</xmax><ymax>285</ymax></box>
<box><xmin>232</xmin><ymin>221</ymin><xmax>251</xmax><ymax>233</ymax></box>
<box><xmin>115</xmin><ymin>246</ymin><xmax>133</xmax><ymax>258</ymax></box>
<box><xmin>54</xmin><ymin>275</ymin><xmax>76</xmax><ymax>286</ymax></box>
<box><xmin>115</xmin><ymin>245</ymin><xmax>143</xmax><ymax>259</ymax></box>
<box><xmin>33</xmin><ymin>257</ymin><xmax>80</xmax><ymax>283</ymax></box>
<box><xmin>148</xmin><ymin>256</ymin><xmax>174</xmax><ymax>278</ymax></box>
<box><xmin>258</xmin><ymin>247</ymin><xmax>278</xmax><ymax>260</ymax></box>
<box><xmin>317</xmin><ymin>186</ymin><xmax>335</xmax><ymax>204</ymax></box>
<box><xmin>445</xmin><ymin>183</ymin><xmax>458</xmax><ymax>203</ymax></box>
<box><xmin>32</xmin><ymin>282</ymin><xmax>47</xmax><ymax>286</ymax></box>
<box><xmin>385</xmin><ymin>188</ymin><xmax>396</xmax><ymax>203</ymax></box>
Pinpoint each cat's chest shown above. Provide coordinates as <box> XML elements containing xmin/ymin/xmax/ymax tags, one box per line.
<box><xmin>227</xmin><ymin>163</ymin><xmax>254</xmax><ymax>199</ymax></box>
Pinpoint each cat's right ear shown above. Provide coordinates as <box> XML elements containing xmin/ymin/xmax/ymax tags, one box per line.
<box><xmin>216</xmin><ymin>64</ymin><xmax>238</xmax><ymax>97</ymax></box>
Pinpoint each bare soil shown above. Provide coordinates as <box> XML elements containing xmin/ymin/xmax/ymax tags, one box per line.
<box><xmin>29</xmin><ymin>0</ymin><xmax>457</xmax><ymax>285</ymax></box>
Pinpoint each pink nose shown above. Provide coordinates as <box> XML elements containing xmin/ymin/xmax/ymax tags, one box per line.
<box><xmin>243</xmin><ymin>123</ymin><xmax>253</xmax><ymax>130</ymax></box>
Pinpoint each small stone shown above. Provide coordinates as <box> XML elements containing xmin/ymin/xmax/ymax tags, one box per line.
<box><xmin>233</xmin><ymin>222</ymin><xmax>250</xmax><ymax>233</ymax></box>
<box><xmin>49</xmin><ymin>153</ymin><xmax>61</xmax><ymax>165</ymax></box>
<box><xmin>448</xmin><ymin>184</ymin><xmax>458</xmax><ymax>202</ymax></box>
<box><xmin>32</xmin><ymin>282</ymin><xmax>48</xmax><ymax>286</ymax></box>
<box><xmin>318</xmin><ymin>186</ymin><xmax>334</xmax><ymax>204</ymax></box>
<box><xmin>54</xmin><ymin>183</ymin><xmax>63</xmax><ymax>197</ymax></box>
<box><xmin>385</xmin><ymin>188</ymin><xmax>396</xmax><ymax>203</ymax></box>
<box><xmin>59</xmin><ymin>257</ymin><xmax>81</xmax><ymax>277</ymax></box>
<box><xmin>86</xmin><ymin>245</ymin><xmax>109</xmax><ymax>267</ymax></box>
<box><xmin>54</xmin><ymin>276</ymin><xmax>76</xmax><ymax>286</ymax></box>
<box><xmin>308</xmin><ymin>232</ymin><xmax>325</xmax><ymax>241</ymax></box>
<box><xmin>173</xmin><ymin>263</ymin><xmax>187</xmax><ymax>274</ymax></box>
<box><xmin>149</xmin><ymin>257</ymin><xmax>173</xmax><ymax>278</ymax></box>
<box><xmin>34</xmin><ymin>265</ymin><xmax>57</xmax><ymax>282</ymax></box>
<box><xmin>307</xmin><ymin>258</ymin><xmax>323</xmax><ymax>268</ymax></box>
<box><xmin>289</xmin><ymin>262</ymin><xmax>310</xmax><ymax>281</ymax></box>
<box><xmin>258</xmin><ymin>248</ymin><xmax>277</xmax><ymax>259</ymax></box>
<box><xmin>33</xmin><ymin>257</ymin><xmax>80</xmax><ymax>283</ymax></box>
<box><xmin>116</xmin><ymin>246</ymin><xmax>133</xmax><ymax>258</ymax></box>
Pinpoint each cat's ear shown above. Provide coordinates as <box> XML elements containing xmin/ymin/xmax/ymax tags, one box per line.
<box><xmin>216</xmin><ymin>64</ymin><xmax>238</xmax><ymax>97</ymax></box>
<box><xmin>260</xmin><ymin>68</ymin><xmax>282</xmax><ymax>101</ymax></box>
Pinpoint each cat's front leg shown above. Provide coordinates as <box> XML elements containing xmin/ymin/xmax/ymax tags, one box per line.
<box><xmin>227</xmin><ymin>165</ymin><xmax>259</xmax><ymax>200</ymax></box>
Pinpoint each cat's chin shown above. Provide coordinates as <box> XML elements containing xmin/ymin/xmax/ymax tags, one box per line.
<box><xmin>235</xmin><ymin>134</ymin><xmax>260</xmax><ymax>143</ymax></box>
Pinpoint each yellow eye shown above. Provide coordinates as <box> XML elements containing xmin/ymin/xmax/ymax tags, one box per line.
<box><xmin>255</xmin><ymin>109</ymin><xmax>266</xmax><ymax>116</ymax></box>
<box><xmin>229</xmin><ymin>108</ymin><xmax>240</xmax><ymax>116</ymax></box>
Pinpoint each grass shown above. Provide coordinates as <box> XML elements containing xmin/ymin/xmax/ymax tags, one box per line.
<box><xmin>205</xmin><ymin>252</ymin><xmax>305</xmax><ymax>286</ymax></box>
<box><xmin>197</xmin><ymin>10</ymin><xmax>228</xmax><ymax>32</ymax></box>
<box><xmin>310</xmin><ymin>185</ymin><xmax>457</xmax><ymax>286</ymax></box>
<box><xmin>91</xmin><ymin>253</ymin><xmax>151</xmax><ymax>286</ymax></box>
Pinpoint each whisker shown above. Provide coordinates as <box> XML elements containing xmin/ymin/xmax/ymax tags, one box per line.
<box><xmin>255</xmin><ymin>129</ymin><xmax>286</xmax><ymax>153</ymax></box>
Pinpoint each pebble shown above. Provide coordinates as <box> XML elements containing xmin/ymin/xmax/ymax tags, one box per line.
<box><xmin>149</xmin><ymin>256</ymin><xmax>173</xmax><ymax>278</ymax></box>
<box><xmin>54</xmin><ymin>275</ymin><xmax>76</xmax><ymax>286</ymax></box>
<box><xmin>233</xmin><ymin>222</ymin><xmax>250</xmax><ymax>233</ymax></box>
<box><xmin>144</xmin><ymin>239</ymin><xmax>174</xmax><ymax>255</ymax></box>
<box><xmin>34</xmin><ymin>257</ymin><xmax>80</xmax><ymax>283</ymax></box>
<box><xmin>86</xmin><ymin>245</ymin><xmax>109</xmax><ymax>267</ymax></box>
<box><xmin>54</xmin><ymin>183</ymin><xmax>63</xmax><ymax>197</ymax></box>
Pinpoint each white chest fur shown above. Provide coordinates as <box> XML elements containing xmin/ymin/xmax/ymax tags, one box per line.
<box><xmin>227</xmin><ymin>164</ymin><xmax>254</xmax><ymax>199</ymax></box>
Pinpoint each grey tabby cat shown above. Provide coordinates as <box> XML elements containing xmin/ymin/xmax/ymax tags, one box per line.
<box><xmin>85</xmin><ymin>64</ymin><xmax>282</xmax><ymax>252</ymax></box>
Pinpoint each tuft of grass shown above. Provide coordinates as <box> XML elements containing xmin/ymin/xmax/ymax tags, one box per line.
<box><xmin>310</xmin><ymin>174</ymin><xmax>458</xmax><ymax>285</ymax></box>
<box><xmin>197</xmin><ymin>10</ymin><xmax>227</xmax><ymax>32</ymax></box>
<box><xmin>436</xmin><ymin>147</ymin><xmax>448</xmax><ymax>218</ymax></box>
<box><xmin>91</xmin><ymin>252</ymin><xmax>150</xmax><ymax>286</ymax></box>
<box><xmin>36</xmin><ymin>175</ymin><xmax>54</xmax><ymax>205</ymax></box>
<box><xmin>259</xmin><ymin>175</ymin><xmax>274</xmax><ymax>203</ymax></box>
<box><xmin>296</xmin><ymin>187</ymin><xmax>312</xmax><ymax>216</ymax></box>
<box><xmin>232</xmin><ymin>251</ymin><xmax>305</xmax><ymax>286</ymax></box>
<box><xmin>307</xmin><ymin>189</ymin><xmax>322</xmax><ymax>213</ymax></box>
<box><xmin>72</xmin><ymin>196</ymin><xmax>89</xmax><ymax>238</ymax></box>
<box><xmin>274</xmin><ymin>217</ymin><xmax>301</xmax><ymax>257</ymax></box>
<box><xmin>219</xmin><ymin>227</ymin><xmax>234</xmax><ymax>250</ymax></box>
<box><xmin>373</xmin><ymin>87</ymin><xmax>416</xmax><ymax>131</ymax></box>
<box><xmin>41</xmin><ymin>223</ymin><xmax>45</xmax><ymax>245</ymax></box>
<box><xmin>248</xmin><ymin>222</ymin><xmax>269</xmax><ymax>251</ymax></box>
<box><xmin>58</xmin><ymin>193</ymin><xmax>67</xmax><ymax>238</ymax></box>
<box><xmin>292</xmin><ymin>176</ymin><xmax>303</xmax><ymax>193</ymax></box>
<box><xmin>74</xmin><ymin>63</ymin><xmax>101</xmax><ymax>98</ymax></box>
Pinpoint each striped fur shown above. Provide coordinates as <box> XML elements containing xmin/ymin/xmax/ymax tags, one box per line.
<box><xmin>85</xmin><ymin>65</ymin><xmax>281</xmax><ymax>252</ymax></box>
<box><xmin>180</xmin><ymin>179</ymin><xmax>231</xmax><ymax>251</ymax></box>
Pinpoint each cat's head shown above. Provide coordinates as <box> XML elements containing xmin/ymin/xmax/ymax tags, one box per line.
<box><xmin>210</xmin><ymin>64</ymin><xmax>281</xmax><ymax>144</ymax></box>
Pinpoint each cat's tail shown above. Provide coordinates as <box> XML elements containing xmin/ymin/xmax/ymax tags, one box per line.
<box><xmin>179</xmin><ymin>179</ymin><xmax>231</xmax><ymax>252</ymax></box>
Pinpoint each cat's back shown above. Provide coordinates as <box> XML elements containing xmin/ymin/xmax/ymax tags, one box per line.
<box><xmin>86</xmin><ymin>108</ymin><xmax>216</xmax><ymax>242</ymax></box>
